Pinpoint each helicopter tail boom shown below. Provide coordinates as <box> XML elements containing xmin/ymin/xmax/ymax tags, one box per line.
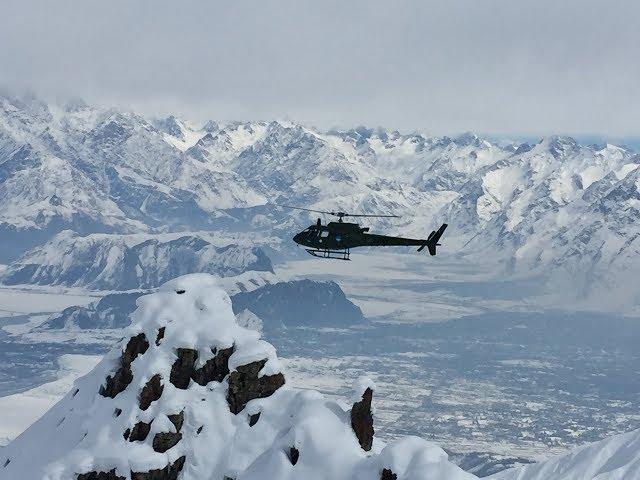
<box><xmin>418</xmin><ymin>223</ymin><xmax>448</xmax><ymax>255</ymax></box>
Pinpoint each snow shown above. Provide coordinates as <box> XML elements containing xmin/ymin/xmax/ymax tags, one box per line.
<box><xmin>0</xmin><ymin>354</ymin><xmax>100</xmax><ymax>446</ymax></box>
<box><xmin>0</xmin><ymin>274</ymin><xmax>474</xmax><ymax>480</ymax></box>
<box><xmin>491</xmin><ymin>428</ymin><xmax>640</xmax><ymax>480</ymax></box>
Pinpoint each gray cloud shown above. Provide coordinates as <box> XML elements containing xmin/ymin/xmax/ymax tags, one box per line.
<box><xmin>1</xmin><ymin>0</ymin><xmax>638</xmax><ymax>136</ymax></box>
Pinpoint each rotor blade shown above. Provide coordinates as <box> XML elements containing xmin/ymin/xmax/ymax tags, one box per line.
<box><xmin>274</xmin><ymin>204</ymin><xmax>401</xmax><ymax>219</ymax></box>
<box><xmin>342</xmin><ymin>213</ymin><xmax>401</xmax><ymax>218</ymax></box>
<box><xmin>273</xmin><ymin>204</ymin><xmax>335</xmax><ymax>215</ymax></box>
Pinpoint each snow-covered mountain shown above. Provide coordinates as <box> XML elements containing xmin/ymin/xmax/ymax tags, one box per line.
<box><xmin>1</xmin><ymin>93</ymin><xmax>639</xmax><ymax>304</ymax></box>
<box><xmin>491</xmin><ymin>427</ymin><xmax>640</xmax><ymax>480</ymax></box>
<box><xmin>0</xmin><ymin>274</ymin><xmax>474</xmax><ymax>480</ymax></box>
<box><xmin>230</xmin><ymin>279</ymin><xmax>364</xmax><ymax>328</ymax></box>
<box><xmin>1</xmin><ymin>231</ymin><xmax>273</xmax><ymax>289</ymax></box>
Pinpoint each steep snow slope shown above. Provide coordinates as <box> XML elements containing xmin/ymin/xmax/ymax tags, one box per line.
<box><xmin>491</xmin><ymin>428</ymin><xmax>640</xmax><ymax>480</ymax></box>
<box><xmin>0</xmin><ymin>354</ymin><xmax>100</xmax><ymax>446</ymax></box>
<box><xmin>0</xmin><ymin>274</ymin><xmax>474</xmax><ymax>480</ymax></box>
<box><xmin>2</xmin><ymin>232</ymin><xmax>273</xmax><ymax>289</ymax></box>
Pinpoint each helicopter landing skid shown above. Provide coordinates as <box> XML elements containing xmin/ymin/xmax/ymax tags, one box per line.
<box><xmin>305</xmin><ymin>247</ymin><xmax>350</xmax><ymax>260</ymax></box>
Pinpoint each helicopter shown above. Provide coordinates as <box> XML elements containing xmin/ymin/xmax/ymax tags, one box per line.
<box><xmin>279</xmin><ymin>205</ymin><xmax>448</xmax><ymax>260</ymax></box>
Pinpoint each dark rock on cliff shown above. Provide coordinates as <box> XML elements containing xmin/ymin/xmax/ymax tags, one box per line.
<box><xmin>227</xmin><ymin>359</ymin><xmax>285</xmax><ymax>414</ymax></box>
<box><xmin>152</xmin><ymin>432</ymin><xmax>182</xmax><ymax>453</ymax></box>
<box><xmin>169</xmin><ymin>348</ymin><xmax>198</xmax><ymax>389</ymax></box>
<box><xmin>192</xmin><ymin>346</ymin><xmax>233</xmax><ymax>385</ymax></box>
<box><xmin>139</xmin><ymin>374</ymin><xmax>163</xmax><ymax>410</ymax></box>
<box><xmin>351</xmin><ymin>387</ymin><xmax>374</xmax><ymax>451</ymax></box>
<box><xmin>127</xmin><ymin>420</ymin><xmax>152</xmax><ymax>442</ymax></box>
<box><xmin>130</xmin><ymin>456</ymin><xmax>185</xmax><ymax>480</ymax></box>
<box><xmin>381</xmin><ymin>468</ymin><xmax>397</xmax><ymax>480</ymax></box>
<box><xmin>100</xmin><ymin>333</ymin><xmax>149</xmax><ymax>398</ymax></box>
<box><xmin>77</xmin><ymin>469</ymin><xmax>125</xmax><ymax>480</ymax></box>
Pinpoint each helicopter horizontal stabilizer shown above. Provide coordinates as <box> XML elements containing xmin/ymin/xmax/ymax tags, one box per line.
<box><xmin>420</xmin><ymin>223</ymin><xmax>448</xmax><ymax>255</ymax></box>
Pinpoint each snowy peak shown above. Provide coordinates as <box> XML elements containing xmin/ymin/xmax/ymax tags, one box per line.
<box><xmin>0</xmin><ymin>274</ymin><xmax>475</xmax><ymax>480</ymax></box>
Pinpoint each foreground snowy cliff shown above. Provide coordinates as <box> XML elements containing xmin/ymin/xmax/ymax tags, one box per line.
<box><xmin>491</xmin><ymin>427</ymin><xmax>640</xmax><ymax>480</ymax></box>
<box><xmin>0</xmin><ymin>274</ymin><xmax>473</xmax><ymax>480</ymax></box>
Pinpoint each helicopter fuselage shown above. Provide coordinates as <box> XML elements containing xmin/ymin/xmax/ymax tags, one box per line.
<box><xmin>293</xmin><ymin>221</ymin><xmax>430</xmax><ymax>251</ymax></box>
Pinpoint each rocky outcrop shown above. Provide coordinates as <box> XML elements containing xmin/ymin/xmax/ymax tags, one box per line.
<box><xmin>155</xmin><ymin>327</ymin><xmax>165</xmax><ymax>346</ymax></box>
<box><xmin>381</xmin><ymin>468</ymin><xmax>398</xmax><ymax>480</ymax></box>
<box><xmin>193</xmin><ymin>347</ymin><xmax>234</xmax><ymax>385</ymax></box>
<box><xmin>100</xmin><ymin>333</ymin><xmax>149</xmax><ymax>398</ymax></box>
<box><xmin>226</xmin><ymin>359</ymin><xmax>285</xmax><ymax>414</ymax></box>
<box><xmin>248</xmin><ymin>412</ymin><xmax>261</xmax><ymax>427</ymax></box>
<box><xmin>125</xmin><ymin>421</ymin><xmax>151</xmax><ymax>442</ymax></box>
<box><xmin>139</xmin><ymin>374</ymin><xmax>163</xmax><ymax>410</ymax></box>
<box><xmin>152</xmin><ymin>412</ymin><xmax>184</xmax><ymax>453</ymax></box>
<box><xmin>130</xmin><ymin>456</ymin><xmax>186</xmax><ymax>480</ymax></box>
<box><xmin>287</xmin><ymin>447</ymin><xmax>300</xmax><ymax>466</ymax></box>
<box><xmin>169</xmin><ymin>348</ymin><xmax>198</xmax><ymax>389</ymax></box>
<box><xmin>351</xmin><ymin>387</ymin><xmax>374</xmax><ymax>451</ymax></box>
<box><xmin>169</xmin><ymin>346</ymin><xmax>234</xmax><ymax>389</ymax></box>
<box><xmin>152</xmin><ymin>432</ymin><xmax>182</xmax><ymax>453</ymax></box>
<box><xmin>77</xmin><ymin>470</ymin><xmax>125</xmax><ymax>480</ymax></box>
<box><xmin>167</xmin><ymin>411</ymin><xmax>184</xmax><ymax>431</ymax></box>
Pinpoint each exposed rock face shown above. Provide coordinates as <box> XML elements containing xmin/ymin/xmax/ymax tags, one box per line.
<box><xmin>288</xmin><ymin>447</ymin><xmax>300</xmax><ymax>466</ymax></box>
<box><xmin>248</xmin><ymin>412</ymin><xmax>261</xmax><ymax>427</ymax></box>
<box><xmin>152</xmin><ymin>432</ymin><xmax>182</xmax><ymax>453</ymax></box>
<box><xmin>193</xmin><ymin>346</ymin><xmax>234</xmax><ymax>385</ymax></box>
<box><xmin>227</xmin><ymin>359</ymin><xmax>285</xmax><ymax>414</ymax></box>
<box><xmin>77</xmin><ymin>470</ymin><xmax>125</xmax><ymax>480</ymax></box>
<box><xmin>130</xmin><ymin>456</ymin><xmax>186</xmax><ymax>480</ymax></box>
<box><xmin>169</xmin><ymin>348</ymin><xmax>198</xmax><ymax>389</ymax></box>
<box><xmin>167</xmin><ymin>411</ymin><xmax>184</xmax><ymax>431</ymax></box>
<box><xmin>169</xmin><ymin>346</ymin><xmax>234</xmax><ymax>389</ymax></box>
<box><xmin>381</xmin><ymin>468</ymin><xmax>398</xmax><ymax>480</ymax></box>
<box><xmin>153</xmin><ymin>411</ymin><xmax>185</xmax><ymax>453</ymax></box>
<box><xmin>155</xmin><ymin>327</ymin><xmax>165</xmax><ymax>346</ymax></box>
<box><xmin>100</xmin><ymin>333</ymin><xmax>149</xmax><ymax>398</ymax></box>
<box><xmin>139</xmin><ymin>374</ymin><xmax>163</xmax><ymax>410</ymax></box>
<box><xmin>126</xmin><ymin>420</ymin><xmax>151</xmax><ymax>442</ymax></box>
<box><xmin>351</xmin><ymin>387</ymin><xmax>374</xmax><ymax>451</ymax></box>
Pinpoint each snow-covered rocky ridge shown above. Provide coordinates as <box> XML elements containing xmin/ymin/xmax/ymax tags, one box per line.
<box><xmin>1</xmin><ymin>232</ymin><xmax>273</xmax><ymax>289</ymax></box>
<box><xmin>490</xmin><ymin>427</ymin><xmax>640</xmax><ymax>480</ymax></box>
<box><xmin>1</xmin><ymin>93</ymin><xmax>639</xmax><ymax>305</ymax></box>
<box><xmin>0</xmin><ymin>274</ymin><xmax>473</xmax><ymax>480</ymax></box>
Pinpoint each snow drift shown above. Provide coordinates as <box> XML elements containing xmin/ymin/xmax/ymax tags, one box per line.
<box><xmin>0</xmin><ymin>274</ymin><xmax>473</xmax><ymax>480</ymax></box>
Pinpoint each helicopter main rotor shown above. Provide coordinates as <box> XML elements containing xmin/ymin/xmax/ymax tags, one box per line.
<box><xmin>275</xmin><ymin>204</ymin><xmax>400</xmax><ymax>222</ymax></box>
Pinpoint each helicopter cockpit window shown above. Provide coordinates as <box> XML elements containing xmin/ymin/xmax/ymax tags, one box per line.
<box><xmin>320</xmin><ymin>230</ymin><xmax>329</xmax><ymax>238</ymax></box>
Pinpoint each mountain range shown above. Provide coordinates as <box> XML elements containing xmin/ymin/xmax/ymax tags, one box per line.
<box><xmin>1</xmin><ymin>93</ymin><xmax>639</xmax><ymax>305</ymax></box>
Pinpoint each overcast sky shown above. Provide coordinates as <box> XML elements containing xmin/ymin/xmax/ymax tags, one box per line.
<box><xmin>1</xmin><ymin>0</ymin><xmax>638</xmax><ymax>137</ymax></box>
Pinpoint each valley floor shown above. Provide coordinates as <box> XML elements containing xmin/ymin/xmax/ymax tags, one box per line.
<box><xmin>1</xmin><ymin>252</ymin><xmax>639</xmax><ymax>477</ymax></box>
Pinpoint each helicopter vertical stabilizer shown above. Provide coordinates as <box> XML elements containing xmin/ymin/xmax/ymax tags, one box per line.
<box><xmin>418</xmin><ymin>223</ymin><xmax>448</xmax><ymax>255</ymax></box>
